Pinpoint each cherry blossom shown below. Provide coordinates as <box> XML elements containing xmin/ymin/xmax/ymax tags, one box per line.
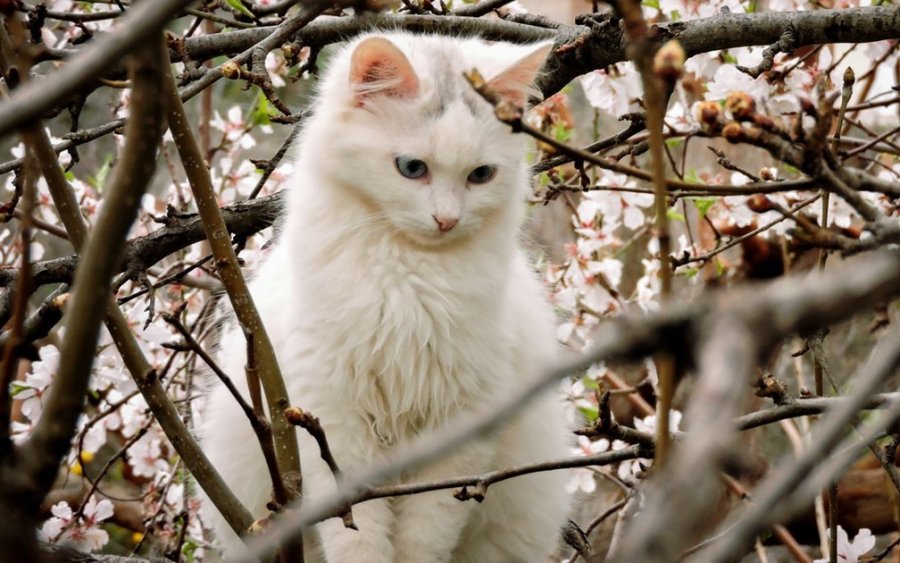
<box><xmin>128</xmin><ymin>433</ymin><xmax>172</xmax><ymax>478</ymax></box>
<box><xmin>580</xmin><ymin>64</ymin><xmax>642</xmax><ymax>116</ymax></box>
<box><xmin>40</xmin><ymin>497</ymin><xmax>115</xmax><ymax>552</ymax></box>
<box><xmin>13</xmin><ymin>345</ymin><xmax>59</xmax><ymax>422</ymax></box>
<box><xmin>211</xmin><ymin>106</ymin><xmax>257</xmax><ymax>150</ymax></box>
<box><xmin>813</xmin><ymin>526</ymin><xmax>875</xmax><ymax>563</ymax></box>
<box><xmin>617</xmin><ymin>411</ymin><xmax>682</xmax><ymax>480</ymax></box>
<box><xmin>265</xmin><ymin>51</ymin><xmax>289</xmax><ymax>88</ymax></box>
<box><xmin>566</xmin><ymin>436</ymin><xmax>610</xmax><ymax>494</ymax></box>
<box><xmin>705</xmin><ymin>65</ymin><xmax>771</xmax><ymax>103</ymax></box>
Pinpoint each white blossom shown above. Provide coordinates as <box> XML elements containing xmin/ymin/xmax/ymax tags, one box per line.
<box><xmin>40</xmin><ymin>497</ymin><xmax>114</xmax><ymax>552</ymax></box>
<box><xmin>813</xmin><ymin>526</ymin><xmax>875</xmax><ymax>563</ymax></box>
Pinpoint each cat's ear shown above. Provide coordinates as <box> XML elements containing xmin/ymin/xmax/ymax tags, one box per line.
<box><xmin>349</xmin><ymin>37</ymin><xmax>419</xmax><ymax>106</ymax></box>
<box><xmin>487</xmin><ymin>42</ymin><xmax>553</xmax><ymax>107</ymax></box>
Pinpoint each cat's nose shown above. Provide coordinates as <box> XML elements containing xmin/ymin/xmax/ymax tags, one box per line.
<box><xmin>432</xmin><ymin>214</ymin><xmax>459</xmax><ymax>233</ymax></box>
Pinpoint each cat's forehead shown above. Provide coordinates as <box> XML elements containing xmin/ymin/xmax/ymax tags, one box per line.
<box><xmin>337</xmin><ymin>33</ymin><xmax>524</xmax><ymax>112</ymax></box>
<box><xmin>388</xmin><ymin>34</ymin><xmax>498</xmax><ymax>115</ymax></box>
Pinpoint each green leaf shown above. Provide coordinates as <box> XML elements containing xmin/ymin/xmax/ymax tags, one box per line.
<box><xmin>714</xmin><ymin>258</ymin><xmax>726</xmax><ymax>277</ymax></box>
<box><xmin>667</xmin><ymin>208</ymin><xmax>685</xmax><ymax>222</ymax></box>
<box><xmin>551</xmin><ymin>122</ymin><xmax>571</xmax><ymax>143</ymax></box>
<box><xmin>642</xmin><ymin>0</ymin><xmax>660</xmax><ymax>8</ymax></box>
<box><xmin>684</xmin><ymin>168</ymin><xmax>702</xmax><ymax>184</ymax></box>
<box><xmin>690</xmin><ymin>196</ymin><xmax>717</xmax><ymax>218</ymax></box>
<box><xmin>250</xmin><ymin>91</ymin><xmax>273</xmax><ymax>126</ymax></box>
<box><xmin>665</xmin><ymin>137</ymin><xmax>684</xmax><ymax>148</ymax></box>
<box><xmin>88</xmin><ymin>155</ymin><xmax>113</xmax><ymax>190</ymax></box>
<box><xmin>582</xmin><ymin>375</ymin><xmax>599</xmax><ymax>391</ymax></box>
<box><xmin>9</xmin><ymin>381</ymin><xmax>30</xmax><ymax>397</ymax></box>
<box><xmin>578</xmin><ymin>404</ymin><xmax>599</xmax><ymax>423</ymax></box>
<box><xmin>224</xmin><ymin>0</ymin><xmax>254</xmax><ymax>19</ymax></box>
<box><xmin>64</xmin><ymin>170</ymin><xmax>75</xmax><ymax>182</ymax></box>
<box><xmin>680</xmin><ymin>267</ymin><xmax>699</xmax><ymax>279</ymax></box>
<box><xmin>722</xmin><ymin>51</ymin><xmax>738</xmax><ymax>65</ymax></box>
<box><xmin>782</xmin><ymin>163</ymin><xmax>801</xmax><ymax>175</ymax></box>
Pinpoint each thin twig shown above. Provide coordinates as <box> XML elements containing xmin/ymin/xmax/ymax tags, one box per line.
<box><xmin>160</xmin><ymin>41</ymin><xmax>303</xmax><ymax>559</ymax></box>
<box><xmin>162</xmin><ymin>311</ymin><xmax>288</xmax><ymax>507</ymax></box>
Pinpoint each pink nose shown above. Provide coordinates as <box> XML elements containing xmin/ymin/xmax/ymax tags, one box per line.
<box><xmin>432</xmin><ymin>215</ymin><xmax>459</xmax><ymax>233</ymax></box>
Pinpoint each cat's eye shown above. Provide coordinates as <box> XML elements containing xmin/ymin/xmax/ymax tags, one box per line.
<box><xmin>395</xmin><ymin>156</ymin><xmax>429</xmax><ymax>180</ymax></box>
<box><xmin>467</xmin><ymin>165</ymin><xmax>497</xmax><ymax>184</ymax></box>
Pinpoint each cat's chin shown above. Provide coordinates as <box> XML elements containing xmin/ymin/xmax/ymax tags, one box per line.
<box><xmin>394</xmin><ymin>227</ymin><xmax>472</xmax><ymax>250</ymax></box>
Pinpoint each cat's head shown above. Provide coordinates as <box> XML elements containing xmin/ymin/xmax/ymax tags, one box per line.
<box><xmin>307</xmin><ymin>33</ymin><xmax>551</xmax><ymax>248</ymax></box>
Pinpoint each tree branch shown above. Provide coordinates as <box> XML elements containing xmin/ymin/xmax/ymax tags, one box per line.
<box><xmin>12</xmin><ymin>31</ymin><xmax>166</xmax><ymax>559</ymax></box>
<box><xmin>160</xmin><ymin>40</ymin><xmax>303</xmax><ymax>558</ymax></box>
<box><xmin>702</xmin><ymin>328</ymin><xmax>900</xmax><ymax>560</ymax></box>
<box><xmin>178</xmin><ymin>7</ymin><xmax>900</xmax><ymax>101</ymax></box>
<box><xmin>243</xmin><ymin>250</ymin><xmax>900</xmax><ymax>560</ymax></box>
<box><xmin>0</xmin><ymin>192</ymin><xmax>285</xmax><ymax>290</ymax></box>
<box><xmin>0</xmin><ymin>0</ymin><xmax>195</xmax><ymax>138</ymax></box>
<box><xmin>6</xmin><ymin>27</ymin><xmax>256</xmax><ymax>543</ymax></box>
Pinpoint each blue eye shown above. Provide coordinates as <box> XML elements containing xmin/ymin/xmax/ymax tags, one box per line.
<box><xmin>467</xmin><ymin>165</ymin><xmax>496</xmax><ymax>184</ymax></box>
<box><xmin>395</xmin><ymin>156</ymin><xmax>428</xmax><ymax>179</ymax></box>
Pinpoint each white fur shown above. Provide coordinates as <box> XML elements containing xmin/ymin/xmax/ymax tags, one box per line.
<box><xmin>199</xmin><ymin>33</ymin><xmax>571</xmax><ymax>563</ymax></box>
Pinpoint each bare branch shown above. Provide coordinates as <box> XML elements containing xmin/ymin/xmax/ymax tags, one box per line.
<box><xmin>11</xmin><ymin>31</ymin><xmax>166</xmax><ymax>558</ymax></box>
<box><xmin>702</xmin><ymin>328</ymin><xmax>900</xmax><ymax>560</ymax></box>
<box><xmin>0</xmin><ymin>0</ymin><xmax>195</xmax><ymax>138</ymax></box>
<box><xmin>160</xmin><ymin>40</ymin><xmax>303</xmax><ymax>558</ymax></box>
<box><xmin>0</xmin><ymin>192</ymin><xmax>285</xmax><ymax>290</ymax></box>
<box><xmin>243</xmin><ymin>251</ymin><xmax>900</xmax><ymax>560</ymax></box>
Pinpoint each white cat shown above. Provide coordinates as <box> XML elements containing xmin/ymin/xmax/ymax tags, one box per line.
<box><xmin>199</xmin><ymin>32</ymin><xmax>572</xmax><ymax>563</ymax></box>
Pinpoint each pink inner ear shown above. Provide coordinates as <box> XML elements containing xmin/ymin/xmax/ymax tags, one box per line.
<box><xmin>349</xmin><ymin>37</ymin><xmax>419</xmax><ymax>104</ymax></box>
<box><xmin>487</xmin><ymin>42</ymin><xmax>553</xmax><ymax>107</ymax></box>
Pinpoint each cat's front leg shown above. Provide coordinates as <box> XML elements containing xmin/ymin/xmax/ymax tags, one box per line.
<box><xmin>315</xmin><ymin>498</ymin><xmax>394</xmax><ymax>563</ymax></box>
<box><xmin>392</xmin><ymin>440</ymin><xmax>495</xmax><ymax>563</ymax></box>
<box><xmin>299</xmin><ymin>421</ymin><xmax>396</xmax><ymax>563</ymax></box>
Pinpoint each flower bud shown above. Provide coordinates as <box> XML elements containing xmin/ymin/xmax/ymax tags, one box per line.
<box><xmin>694</xmin><ymin>101</ymin><xmax>723</xmax><ymax>134</ymax></box>
<box><xmin>222</xmin><ymin>61</ymin><xmax>242</xmax><ymax>80</ymax></box>
<box><xmin>653</xmin><ymin>40</ymin><xmax>685</xmax><ymax>82</ymax></box>
<box><xmin>722</xmin><ymin>121</ymin><xmax>746</xmax><ymax>142</ymax></box>
<box><xmin>282</xmin><ymin>43</ymin><xmax>299</xmax><ymax>61</ymax></box>
<box><xmin>842</xmin><ymin>66</ymin><xmax>855</xmax><ymax>87</ymax></box>
<box><xmin>746</xmin><ymin>194</ymin><xmax>774</xmax><ymax>213</ymax></box>
<box><xmin>284</xmin><ymin>406</ymin><xmax>306</xmax><ymax>425</ymax></box>
<box><xmin>759</xmin><ymin>167</ymin><xmax>777</xmax><ymax>181</ymax></box>
<box><xmin>725</xmin><ymin>91</ymin><xmax>756</xmax><ymax>120</ymax></box>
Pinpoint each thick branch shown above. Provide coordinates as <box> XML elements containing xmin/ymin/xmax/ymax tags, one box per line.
<box><xmin>539</xmin><ymin>6</ymin><xmax>900</xmax><ymax>98</ymax></box>
<box><xmin>17</xmin><ymin>29</ymin><xmax>165</xmax><ymax>538</ymax></box>
<box><xmin>0</xmin><ymin>192</ymin><xmax>285</xmax><ymax>289</ymax></box>
<box><xmin>160</xmin><ymin>43</ymin><xmax>302</xmax><ymax>555</ymax></box>
<box><xmin>244</xmin><ymin>251</ymin><xmax>900</xmax><ymax>560</ymax></box>
<box><xmin>0</xmin><ymin>0</ymin><xmax>195</xmax><ymax>137</ymax></box>
<box><xmin>178</xmin><ymin>7</ymin><xmax>900</xmax><ymax>100</ymax></box>
<box><xmin>702</xmin><ymin>328</ymin><xmax>900</xmax><ymax>561</ymax></box>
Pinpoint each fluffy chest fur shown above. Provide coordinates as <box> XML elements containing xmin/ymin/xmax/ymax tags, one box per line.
<box><xmin>274</xmin><ymin>202</ymin><xmax>518</xmax><ymax>445</ymax></box>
